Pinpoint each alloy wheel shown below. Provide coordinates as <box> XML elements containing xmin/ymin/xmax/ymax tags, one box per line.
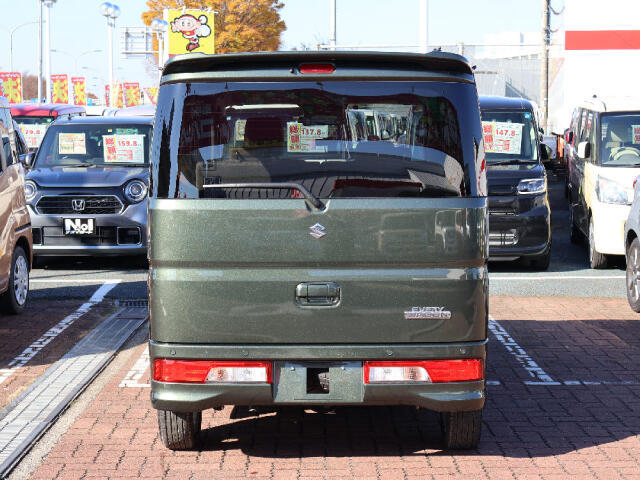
<box><xmin>628</xmin><ymin>243</ymin><xmax>640</xmax><ymax>303</ymax></box>
<box><xmin>13</xmin><ymin>254</ymin><xmax>29</xmax><ymax>306</ymax></box>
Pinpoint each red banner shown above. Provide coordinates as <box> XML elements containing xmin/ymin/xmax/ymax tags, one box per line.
<box><xmin>0</xmin><ymin>72</ymin><xmax>22</xmax><ymax>104</ymax></box>
<box><xmin>566</xmin><ymin>30</ymin><xmax>640</xmax><ymax>50</ymax></box>
<box><xmin>143</xmin><ymin>87</ymin><xmax>159</xmax><ymax>105</ymax></box>
<box><xmin>123</xmin><ymin>82</ymin><xmax>141</xmax><ymax>107</ymax></box>
<box><xmin>51</xmin><ymin>74</ymin><xmax>69</xmax><ymax>103</ymax></box>
<box><xmin>71</xmin><ymin>77</ymin><xmax>86</xmax><ymax>106</ymax></box>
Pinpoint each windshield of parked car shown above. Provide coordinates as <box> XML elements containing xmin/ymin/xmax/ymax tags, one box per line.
<box><xmin>15</xmin><ymin>117</ymin><xmax>54</xmax><ymax>149</ymax></box>
<box><xmin>153</xmin><ymin>81</ymin><xmax>483</xmax><ymax>199</ymax></box>
<box><xmin>600</xmin><ymin>113</ymin><xmax>640</xmax><ymax>167</ymax></box>
<box><xmin>481</xmin><ymin>109</ymin><xmax>538</xmax><ymax>163</ymax></box>
<box><xmin>34</xmin><ymin>123</ymin><xmax>152</xmax><ymax>167</ymax></box>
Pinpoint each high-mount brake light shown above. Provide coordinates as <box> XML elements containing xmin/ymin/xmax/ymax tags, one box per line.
<box><xmin>153</xmin><ymin>360</ymin><xmax>272</xmax><ymax>384</ymax></box>
<box><xmin>363</xmin><ymin>359</ymin><xmax>483</xmax><ymax>384</ymax></box>
<box><xmin>299</xmin><ymin>64</ymin><xmax>335</xmax><ymax>74</ymax></box>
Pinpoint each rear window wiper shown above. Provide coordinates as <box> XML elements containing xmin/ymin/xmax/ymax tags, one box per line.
<box><xmin>203</xmin><ymin>182</ymin><xmax>325</xmax><ymax>210</ymax></box>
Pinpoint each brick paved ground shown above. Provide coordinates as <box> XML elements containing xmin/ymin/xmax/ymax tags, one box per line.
<box><xmin>27</xmin><ymin>296</ymin><xmax>640</xmax><ymax>479</ymax></box>
<box><xmin>0</xmin><ymin>299</ymin><xmax>115</xmax><ymax>409</ymax></box>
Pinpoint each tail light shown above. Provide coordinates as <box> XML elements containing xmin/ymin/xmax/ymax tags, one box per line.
<box><xmin>299</xmin><ymin>63</ymin><xmax>335</xmax><ymax>74</ymax></box>
<box><xmin>153</xmin><ymin>360</ymin><xmax>272</xmax><ymax>384</ymax></box>
<box><xmin>363</xmin><ymin>359</ymin><xmax>483</xmax><ymax>384</ymax></box>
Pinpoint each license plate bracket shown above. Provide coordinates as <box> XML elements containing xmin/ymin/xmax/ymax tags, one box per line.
<box><xmin>273</xmin><ymin>361</ymin><xmax>363</xmax><ymax>403</ymax></box>
<box><xmin>63</xmin><ymin>218</ymin><xmax>96</xmax><ymax>235</ymax></box>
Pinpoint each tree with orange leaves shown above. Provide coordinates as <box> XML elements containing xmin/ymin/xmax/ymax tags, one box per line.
<box><xmin>142</xmin><ymin>0</ymin><xmax>286</xmax><ymax>54</ymax></box>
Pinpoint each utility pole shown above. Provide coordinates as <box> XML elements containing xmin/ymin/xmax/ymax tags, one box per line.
<box><xmin>329</xmin><ymin>0</ymin><xmax>336</xmax><ymax>50</ymax></box>
<box><xmin>540</xmin><ymin>0</ymin><xmax>550</xmax><ymax>133</ymax></box>
<box><xmin>38</xmin><ymin>1</ymin><xmax>43</xmax><ymax>102</ymax></box>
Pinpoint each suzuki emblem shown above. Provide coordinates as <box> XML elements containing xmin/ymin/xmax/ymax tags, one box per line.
<box><xmin>309</xmin><ymin>223</ymin><xmax>326</xmax><ymax>239</ymax></box>
<box><xmin>72</xmin><ymin>199</ymin><xmax>86</xmax><ymax>211</ymax></box>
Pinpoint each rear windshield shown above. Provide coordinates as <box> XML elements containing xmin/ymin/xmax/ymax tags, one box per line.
<box><xmin>600</xmin><ymin>113</ymin><xmax>640</xmax><ymax>167</ymax></box>
<box><xmin>481</xmin><ymin>109</ymin><xmax>538</xmax><ymax>163</ymax></box>
<box><xmin>34</xmin><ymin>123</ymin><xmax>152</xmax><ymax>167</ymax></box>
<box><xmin>152</xmin><ymin>81</ymin><xmax>483</xmax><ymax>198</ymax></box>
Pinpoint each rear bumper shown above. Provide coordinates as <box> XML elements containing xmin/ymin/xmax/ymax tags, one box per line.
<box><xmin>488</xmin><ymin>203</ymin><xmax>551</xmax><ymax>259</ymax></box>
<box><xmin>149</xmin><ymin>340</ymin><xmax>487</xmax><ymax>412</ymax></box>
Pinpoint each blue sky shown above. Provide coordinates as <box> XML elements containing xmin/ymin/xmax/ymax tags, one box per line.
<box><xmin>0</xmin><ymin>0</ymin><xmax>564</xmax><ymax>98</ymax></box>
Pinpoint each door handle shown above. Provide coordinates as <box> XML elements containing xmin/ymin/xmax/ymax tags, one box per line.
<box><xmin>295</xmin><ymin>282</ymin><xmax>340</xmax><ymax>306</ymax></box>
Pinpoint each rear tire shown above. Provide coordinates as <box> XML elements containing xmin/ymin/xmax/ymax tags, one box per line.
<box><xmin>0</xmin><ymin>246</ymin><xmax>29</xmax><ymax>315</ymax></box>
<box><xmin>158</xmin><ymin>410</ymin><xmax>202</xmax><ymax>450</ymax></box>
<box><xmin>440</xmin><ymin>409</ymin><xmax>483</xmax><ymax>449</ymax></box>
<box><xmin>588</xmin><ymin>219</ymin><xmax>608</xmax><ymax>269</ymax></box>
<box><xmin>626</xmin><ymin>238</ymin><xmax>640</xmax><ymax>312</ymax></box>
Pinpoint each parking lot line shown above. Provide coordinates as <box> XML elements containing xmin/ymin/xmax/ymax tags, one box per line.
<box><xmin>0</xmin><ymin>281</ymin><xmax>120</xmax><ymax>386</ymax></box>
<box><xmin>491</xmin><ymin>275</ymin><xmax>625</xmax><ymax>280</ymax></box>
<box><xmin>30</xmin><ymin>278</ymin><xmax>124</xmax><ymax>283</ymax></box>
<box><xmin>119</xmin><ymin>346</ymin><xmax>150</xmax><ymax>388</ymax></box>
<box><xmin>488</xmin><ymin>315</ymin><xmax>561</xmax><ymax>385</ymax></box>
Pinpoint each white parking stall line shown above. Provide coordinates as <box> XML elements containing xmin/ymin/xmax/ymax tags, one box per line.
<box><xmin>119</xmin><ymin>346</ymin><xmax>150</xmax><ymax>388</ymax></box>
<box><xmin>490</xmin><ymin>275</ymin><xmax>625</xmax><ymax>281</ymax></box>
<box><xmin>30</xmin><ymin>278</ymin><xmax>125</xmax><ymax>283</ymax></box>
<box><xmin>488</xmin><ymin>315</ymin><xmax>561</xmax><ymax>385</ymax></box>
<box><xmin>0</xmin><ymin>281</ymin><xmax>121</xmax><ymax>386</ymax></box>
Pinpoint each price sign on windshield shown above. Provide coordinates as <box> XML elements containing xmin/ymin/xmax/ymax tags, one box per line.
<box><xmin>482</xmin><ymin>121</ymin><xmax>524</xmax><ymax>155</ymax></box>
<box><xmin>102</xmin><ymin>134</ymin><xmax>145</xmax><ymax>163</ymax></box>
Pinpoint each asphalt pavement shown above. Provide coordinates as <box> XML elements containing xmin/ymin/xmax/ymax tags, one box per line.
<box><xmin>27</xmin><ymin>171</ymin><xmax>628</xmax><ymax>301</ymax></box>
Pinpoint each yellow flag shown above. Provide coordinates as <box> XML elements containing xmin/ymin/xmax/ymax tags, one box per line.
<box><xmin>167</xmin><ymin>9</ymin><xmax>214</xmax><ymax>56</ymax></box>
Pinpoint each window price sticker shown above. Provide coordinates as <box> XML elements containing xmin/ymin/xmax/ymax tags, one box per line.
<box><xmin>58</xmin><ymin>133</ymin><xmax>87</xmax><ymax>154</ymax></box>
<box><xmin>102</xmin><ymin>134</ymin><xmax>145</xmax><ymax>163</ymax></box>
<box><xmin>287</xmin><ymin>122</ymin><xmax>328</xmax><ymax>152</ymax></box>
<box><xmin>19</xmin><ymin>123</ymin><xmax>48</xmax><ymax>149</ymax></box>
<box><xmin>632</xmin><ymin>125</ymin><xmax>640</xmax><ymax>144</ymax></box>
<box><xmin>482</xmin><ymin>121</ymin><xmax>524</xmax><ymax>155</ymax></box>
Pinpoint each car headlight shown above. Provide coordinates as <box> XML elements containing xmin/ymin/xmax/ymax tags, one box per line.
<box><xmin>24</xmin><ymin>180</ymin><xmax>37</xmax><ymax>203</ymax></box>
<box><xmin>596</xmin><ymin>176</ymin><xmax>633</xmax><ymax>205</ymax></box>
<box><xmin>124</xmin><ymin>179</ymin><xmax>147</xmax><ymax>203</ymax></box>
<box><xmin>517</xmin><ymin>178</ymin><xmax>546</xmax><ymax>195</ymax></box>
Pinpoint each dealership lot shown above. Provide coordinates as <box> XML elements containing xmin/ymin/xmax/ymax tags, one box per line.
<box><xmin>6</xmin><ymin>295</ymin><xmax>639</xmax><ymax>480</ymax></box>
<box><xmin>3</xmin><ymin>176</ymin><xmax>640</xmax><ymax>479</ymax></box>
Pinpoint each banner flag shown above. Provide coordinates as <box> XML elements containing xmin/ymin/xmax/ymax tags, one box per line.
<box><xmin>71</xmin><ymin>77</ymin><xmax>86</xmax><ymax>106</ymax></box>
<box><xmin>51</xmin><ymin>74</ymin><xmax>69</xmax><ymax>103</ymax></box>
<box><xmin>123</xmin><ymin>82</ymin><xmax>141</xmax><ymax>107</ymax></box>
<box><xmin>166</xmin><ymin>9</ymin><xmax>214</xmax><ymax>56</ymax></box>
<box><xmin>105</xmin><ymin>83</ymin><xmax>124</xmax><ymax>108</ymax></box>
<box><xmin>143</xmin><ymin>87</ymin><xmax>159</xmax><ymax>105</ymax></box>
<box><xmin>0</xmin><ymin>72</ymin><xmax>22</xmax><ymax>103</ymax></box>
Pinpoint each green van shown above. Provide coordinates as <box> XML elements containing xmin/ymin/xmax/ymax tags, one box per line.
<box><xmin>149</xmin><ymin>51</ymin><xmax>489</xmax><ymax>450</ymax></box>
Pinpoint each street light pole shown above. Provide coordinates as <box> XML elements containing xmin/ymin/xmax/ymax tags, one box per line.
<box><xmin>3</xmin><ymin>22</ymin><xmax>38</xmax><ymax>72</ymax></box>
<box><xmin>151</xmin><ymin>19</ymin><xmax>168</xmax><ymax>82</ymax></box>
<box><xmin>43</xmin><ymin>0</ymin><xmax>57</xmax><ymax>103</ymax></box>
<box><xmin>100</xmin><ymin>2</ymin><xmax>121</xmax><ymax>107</ymax></box>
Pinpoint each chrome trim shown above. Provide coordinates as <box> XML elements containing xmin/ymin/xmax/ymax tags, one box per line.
<box><xmin>14</xmin><ymin>224</ymin><xmax>31</xmax><ymax>234</ymax></box>
<box><xmin>35</xmin><ymin>194</ymin><xmax>124</xmax><ymax>215</ymax></box>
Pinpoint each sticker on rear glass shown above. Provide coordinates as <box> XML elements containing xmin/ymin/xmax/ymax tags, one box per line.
<box><xmin>58</xmin><ymin>133</ymin><xmax>86</xmax><ymax>154</ymax></box>
<box><xmin>482</xmin><ymin>121</ymin><xmax>524</xmax><ymax>155</ymax></box>
<box><xmin>632</xmin><ymin>125</ymin><xmax>640</xmax><ymax>144</ymax></box>
<box><xmin>19</xmin><ymin>124</ymin><xmax>48</xmax><ymax>149</ymax></box>
<box><xmin>102</xmin><ymin>134</ymin><xmax>145</xmax><ymax>163</ymax></box>
<box><xmin>287</xmin><ymin>122</ymin><xmax>328</xmax><ymax>152</ymax></box>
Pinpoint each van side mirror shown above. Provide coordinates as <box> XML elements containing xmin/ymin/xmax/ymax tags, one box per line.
<box><xmin>20</xmin><ymin>151</ymin><xmax>35</xmax><ymax>168</ymax></box>
<box><xmin>577</xmin><ymin>141</ymin><xmax>591</xmax><ymax>159</ymax></box>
